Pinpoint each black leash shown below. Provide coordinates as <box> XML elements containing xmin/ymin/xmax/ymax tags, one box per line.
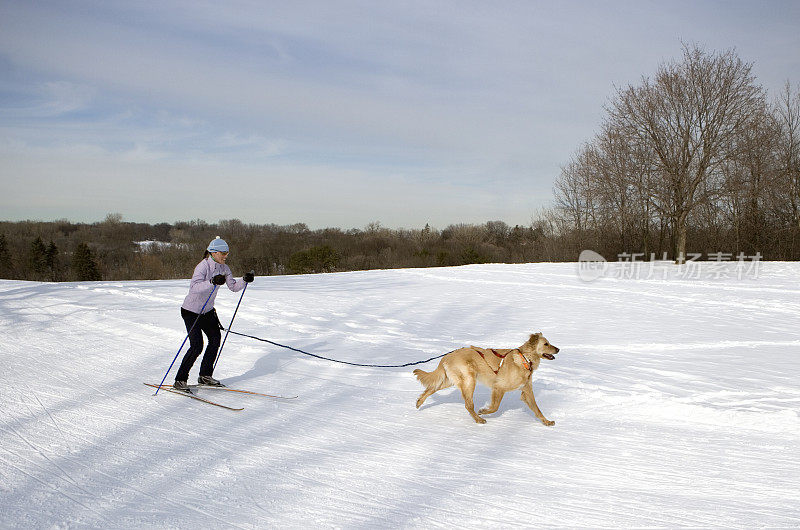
<box><xmin>222</xmin><ymin>328</ymin><xmax>450</xmax><ymax>368</ymax></box>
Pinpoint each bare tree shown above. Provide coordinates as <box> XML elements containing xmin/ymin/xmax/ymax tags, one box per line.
<box><xmin>553</xmin><ymin>144</ymin><xmax>600</xmax><ymax>248</ymax></box>
<box><xmin>608</xmin><ymin>44</ymin><xmax>766</xmax><ymax>262</ymax></box>
<box><xmin>591</xmin><ymin>125</ymin><xmax>661</xmax><ymax>255</ymax></box>
<box><xmin>721</xmin><ymin>102</ymin><xmax>780</xmax><ymax>254</ymax></box>
<box><xmin>774</xmin><ymin>82</ymin><xmax>800</xmax><ymax>230</ymax></box>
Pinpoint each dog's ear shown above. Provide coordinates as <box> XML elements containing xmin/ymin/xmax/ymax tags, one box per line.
<box><xmin>529</xmin><ymin>332</ymin><xmax>541</xmax><ymax>344</ymax></box>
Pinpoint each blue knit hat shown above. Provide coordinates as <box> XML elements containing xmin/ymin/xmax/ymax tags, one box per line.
<box><xmin>207</xmin><ymin>236</ymin><xmax>229</xmax><ymax>253</ymax></box>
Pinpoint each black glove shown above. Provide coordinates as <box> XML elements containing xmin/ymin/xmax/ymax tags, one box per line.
<box><xmin>243</xmin><ymin>270</ymin><xmax>255</xmax><ymax>283</ymax></box>
<box><xmin>211</xmin><ymin>274</ymin><xmax>226</xmax><ymax>285</ymax></box>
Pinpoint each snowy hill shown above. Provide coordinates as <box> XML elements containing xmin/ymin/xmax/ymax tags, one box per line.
<box><xmin>1</xmin><ymin>262</ymin><xmax>799</xmax><ymax>528</ymax></box>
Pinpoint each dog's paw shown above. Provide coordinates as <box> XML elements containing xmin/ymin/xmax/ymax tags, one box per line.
<box><xmin>542</xmin><ymin>419</ymin><xmax>555</xmax><ymax>427</ymax></box>
<box><xmin>475</xmin><ymin>416</ymin><xmax>487</xmax><ymax>424</ymax></box>
<box><xmin>477</xmin><ymin>408</ymin><xmax>489</xmax><ymax>415</ymax></box>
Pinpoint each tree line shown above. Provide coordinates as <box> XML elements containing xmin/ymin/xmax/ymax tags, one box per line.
<box><xmin>0</xmin><ymin>217</ymin><xmax>553</xmax><ymax>281</ymax></box>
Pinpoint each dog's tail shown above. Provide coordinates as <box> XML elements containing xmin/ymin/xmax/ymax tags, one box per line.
<box><xmin>413</xmin><ymin>366</ymin><xmax>448</xmax><ymax>391</ymax></box>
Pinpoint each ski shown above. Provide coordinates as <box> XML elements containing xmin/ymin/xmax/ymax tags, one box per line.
<box><xmin>152</xmin><ymin>383</ymin><xmax>297</xmax><ymax>400</ymax></box>
<box><xmin>193</xmin><ymin>384</ymin><xmax>298</xmax><ymax>400</ymax></box>
<box><xmin>144</xmin><ymin>383</ymin><xmax>244</xmax><ymax>411</ymax></box>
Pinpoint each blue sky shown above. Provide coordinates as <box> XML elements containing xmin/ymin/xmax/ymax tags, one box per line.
<box><xmin>1</xmin><ymin>1</ymin><xmax>798</xmax><ymax>229</ymax></box>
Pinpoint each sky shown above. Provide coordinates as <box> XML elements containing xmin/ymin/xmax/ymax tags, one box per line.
<box><xmin>1</xmin><ymin>1</ymin><xmax>798</xmax><ymax>230</ymax></box>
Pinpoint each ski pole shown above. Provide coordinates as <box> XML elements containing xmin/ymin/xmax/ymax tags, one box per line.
<box><xmin>154</xmin><ymin>284</ymin><xmax>218</xmax><ymax>396</ymax></box>
<box><xmin>213</xmin><ymin>281</ymin><xmax>248</xmax><ymax>371</ymax></box>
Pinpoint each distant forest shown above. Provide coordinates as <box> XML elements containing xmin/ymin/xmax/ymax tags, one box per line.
<box><xmin>0</xmin><ymin>216</ymin><xmax>556</xmax><ymax>281</ymax></box>
<box><xmin>2</xmin><ymin>46</ymin><xmax>799</xmax><ymax>282</ymax></box>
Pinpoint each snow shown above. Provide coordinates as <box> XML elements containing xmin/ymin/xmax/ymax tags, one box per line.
<box><xmin>1</xmin><ymin>262</ymin><xmax>799</xmax><ymax>528</ymax></box>
<box><xmin>134</xmin><ymin>241</ymin><xmax>186</xmax><ymax>251</ymax></box>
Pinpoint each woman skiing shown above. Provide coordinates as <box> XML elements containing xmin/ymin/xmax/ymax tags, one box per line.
<box><xmin>174</xmin><ymin>236</ymin><xmax>254</xmax><ymax>391</ymax></box>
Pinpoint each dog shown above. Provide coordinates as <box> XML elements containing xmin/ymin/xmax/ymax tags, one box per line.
<box><xmin>413</xmin><ymin>333</ymin><xmax>559</xmax><ymax>425</ymax></box>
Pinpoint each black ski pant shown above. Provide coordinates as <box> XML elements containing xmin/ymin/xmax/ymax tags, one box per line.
<box><xmin>176</xmin><ymin>307</ymin><xmax>221</xmax><ymax>382</ymax></box>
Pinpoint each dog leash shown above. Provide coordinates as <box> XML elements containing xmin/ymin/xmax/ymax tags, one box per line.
<box><xmin>222</xmin><ymin>328</ymin><xmax>452</xmax><ymax>368</ymax></box>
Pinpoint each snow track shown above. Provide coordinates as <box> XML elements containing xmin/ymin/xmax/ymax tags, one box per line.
<box><xmin>1</xmin><ymin>263</ymin><xmax>799</xmax><ymax>528</ymax></box>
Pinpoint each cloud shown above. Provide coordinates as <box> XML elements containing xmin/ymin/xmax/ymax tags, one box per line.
<box><xmin>216</xmin><ymin>133</ymin><xmax>285</xmax><ymax>158</ymax></box>
<box><xmin>38</xmin><ymin>81</ymin><xmax>96</xmax><ymax>115</ymax></box>
<box><xmin>0</xmin><ymin>80</ymin><xmax>96</xmax><ymax>119</ymax></box>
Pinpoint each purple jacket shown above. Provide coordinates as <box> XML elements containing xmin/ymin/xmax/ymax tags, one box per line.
<box><xmin>182</xmin><ymin>257</ymin><xmax>245</xmax><ymax>314</ymax></box>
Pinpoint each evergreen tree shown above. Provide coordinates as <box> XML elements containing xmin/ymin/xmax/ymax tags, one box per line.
<box><xmin>72</xmin><ymin>243</ymin><xmax>102</xmax><ymax>281</ymax></box>
<box><xmin>0</xmin><ymin>234</ymin><xmax>13</xmax><ymax>279</ymax></box>
<box><xmin>29</xmin><ymin>237</ymin><xmax>48</xmax><ymax>279</ymax></box>
<box><xmin>45</xmin><ymin>241</ymin><xmax>60</xmax><ymax>281</ymax></box>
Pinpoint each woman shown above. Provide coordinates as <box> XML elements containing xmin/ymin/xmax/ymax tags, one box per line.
<box><xmin>174</xmin><ymin>236</ymin><xmax>254</xmax><ymax>391</ymax></box>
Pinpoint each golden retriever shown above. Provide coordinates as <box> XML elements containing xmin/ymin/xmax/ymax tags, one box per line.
<box><xmin>413</xmin><ymin>333</ymin><xmax>559</xmax><ymax>425</ymax></box>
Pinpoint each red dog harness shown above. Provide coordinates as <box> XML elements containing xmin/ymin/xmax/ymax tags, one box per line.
<box><xmin>474</xmin><ymin>347</ymin><xmax>529</xmax><ymax>374</ymax></box>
